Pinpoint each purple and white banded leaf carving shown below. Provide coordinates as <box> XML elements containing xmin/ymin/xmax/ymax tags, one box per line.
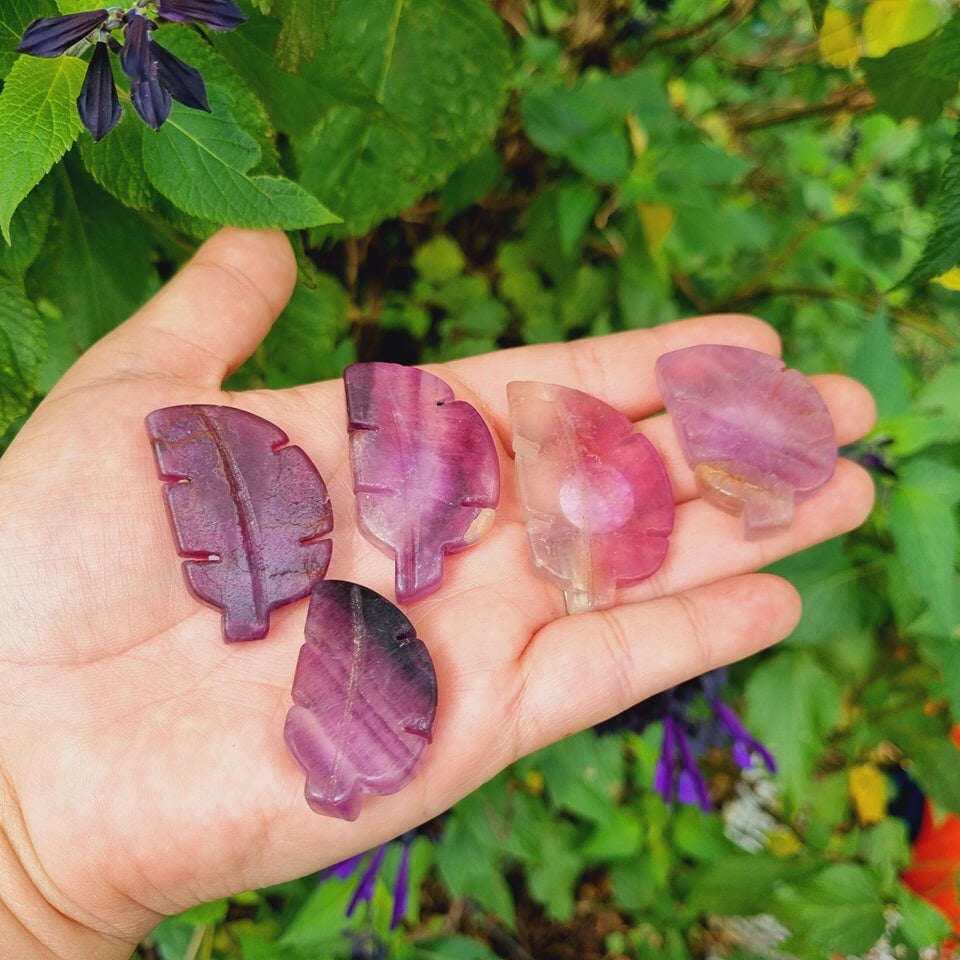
<box><xmin>655</xmin><ymin>344</ymin><xmax>837</xmax><ymax>538</ymax></box>
<box><xmin>146</xmin><ymin>405</ymin><xmax>333</xmax><ymax>641</ymax></box>
<box><xmin>344</xmin><ymin>362</ymin><xmax>500</xmax><ymax>602</ymax></box>
<box><xmin>284</xmin><ymin>581</ymin><xmax>438</xmax><ymax>820</ymax></box>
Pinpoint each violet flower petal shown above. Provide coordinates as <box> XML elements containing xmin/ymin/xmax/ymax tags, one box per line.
<box><xmin>653</xmin><ymin>715</ymin><xmax>678</xmax><ymax>801</ymax></box>
<box><xmin>674</xmin><ymin>721</ymin><xmax>712</xmax><ymax>812</ymax></box>
<box><xmin>508</xmin><ymin>381</ymin><xmax>674</xmax><ymax>613</ymax></box>
<box><xmin>284</xmin><ymin>582</ymin><xmax>438</xmax><ymax>820</ymax></box>
<box><xmin>345</xmin><ymin>363</ymin><xmax>500</xmax><ymax>603</ymax></box>
<box><xmin>145</xmin><ymin>405</ymin><xmax>334</xmax><ymax>642</ymax></box>
<box><xmin>76</xmin><ymin>41</ymin><xmax>121</xmax><ymax>141</ymax></box>
<box><xmin>390</xmin><ymin>841</ymin><xmax>413</xmax><ymax>930</ymax></box>
<box><xmin>711</xmin><ymin>699</ymin><xmax>777</xmax><ymax>773</ymax></box>
<box><xmin>151</xmin><ymin>40</ymin><xmax>210</xmax><ymax>111</ymax></box>
<box><xmin>17</xmin><ymin>10</ymin><xmax>109</xmax><ymax>57</ymax></box>
<box><xmin>346</xmin><ymin>845</ymin><xmax>388</xmax><ymax>916</ymax></box>
<box><xmin>656</xmin><ymin>344</ymin><xmax>837</xmax><ymax>539</ymax></box>
<box><xmin>156</xmin><ymin>0</ymin><xmax>247</xmax><ymax>29</ymax></box>
<box><xmin>321</xmin><ymin>853</ymin><xmax>365</xmax><ymax>881</ymax></box>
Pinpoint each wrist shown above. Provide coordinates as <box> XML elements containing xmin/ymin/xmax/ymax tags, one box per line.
<box><xmin>0</xmin><ymin>773</ymin><xmax>133</xmax><ymax>960</ymax></box>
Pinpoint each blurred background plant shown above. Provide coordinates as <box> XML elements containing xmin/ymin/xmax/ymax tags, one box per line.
<box><xmin>1</xmin><ymin>0</ymin><xmax>958</xmax><ymax>957</ymax></box>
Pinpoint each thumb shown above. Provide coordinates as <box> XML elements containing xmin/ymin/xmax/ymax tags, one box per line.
<box><xmin>63</xmin><ymin>228</ymin><xmax>297</xmax><ymax>391</ymax></box>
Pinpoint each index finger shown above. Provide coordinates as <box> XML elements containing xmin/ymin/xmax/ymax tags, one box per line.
<box><xmin>438</xmin><ymin>314</ymin><xmax>782</xmax><ymax>448</ymax></box>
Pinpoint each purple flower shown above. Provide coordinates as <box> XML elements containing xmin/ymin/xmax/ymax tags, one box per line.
<box><xmin>325</xmin><ymin>834</ymin><xmax>416</xmax><ymax>931</ymax></box>
<box><xmin>152</xmin><ymin>41</ymin><xmax>210</xmax><ymax>111</ymax></box>
<box><xmin>76</xmin><ymin>41</ymin><xmax>121</xmax><ymax>142</ymax></box>
<box><xmin>654</xmin><ymin>714</ymin><xmax>712</xmax><ymax>812</ymax></box>
<box><xmin>16</xmin><ymin>9</ymin><xmax>110</xmax><ymax>57</ymax></box>
<box><xmin>156</xmin><ymin>0</ymin><xmax>247</xmax><ymax>29</ymax></box>
<box><xmin>711</xmin><ymin>699</ymin><xmax>777</xmax><ymax>773</ymax></box>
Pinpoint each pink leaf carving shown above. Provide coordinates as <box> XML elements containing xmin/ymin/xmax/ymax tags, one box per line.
<box><xmin>508</xmin><ymin>381</ymin><xmax>675</xmax><ymax>614</ymax></box>
<box><xmin>145</xmin><ymin>405</ymin><xmax>333</xmax><ymax>641</ymax></box>
<box><xmin>284</xmin><ymin>580</ymin><xmax>438</xmax><ymax>820</ymax></box>
<box><xmin>655</xmin><ymin>345</ymin><xmax>837</xmax><ymax>538</ymax></box>
<box><xmin>344</xmin><ymin>362</ymin><xmax>500</xmax><ymax>602</ymax></box>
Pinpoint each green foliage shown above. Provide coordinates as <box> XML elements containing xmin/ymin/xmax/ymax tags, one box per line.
<box><xmin>0</xmin><ymin>55</ymin><xmax>84</xmax><ymax>242</ymax></box>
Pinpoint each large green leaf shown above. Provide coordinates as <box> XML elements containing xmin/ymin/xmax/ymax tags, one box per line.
<box><xmin>79</xmin><ymin>110</ymin><xmax>160</xmax><ymax>212</ymax></box>
<box><xmin>902</xmin><ymin>122</ymin><xmax>960</xmax><ymax>286</ymax></box>
<box><xmin>33</xmin><ymin>163</ymin><xmax>156</xmax><ymax>346</ymax></box>
<box><xmin>0</xmin><ymin>175</ymin><xmax>53</xmax><ymax>284</ymax></box>
<box><xmin>888</xmin><ymin>459</ymin><xmax>959</xmax><ymax>638</ymax></box>
<box><xmin>142</xmin><ymin>96</ymin><xmax>339</xmax><ymax>229</ymax></box>
<box><xmin>745</xmin><ymin>651</ymin><xmax>843</xmax><ymax>804</ymax></box>
<box><xmin>293</xmin><ymin>0</ymin><xmax>511</xmax><ymax>236</ymax></box>
<box><xmin>774</xmin><ymin>864</ymin><xmax>887</xmax><ymax>956</ymax></box>
<box><xmin>273</xmin><ymin>0</ymin><xmax>343</xmax><ymax>70</ymax></box>
<box><xmin>0</xmin><ymin>278</ymin><xmax>45</xmax><ymax>432</ymax></box>
<box><xmin>0</xmin><ymin>0</ymin><xmax>56</xmax><ymax>79</ymax></box>
<box><xmin>0</xmin><ymin>55</ymin><xmax>85</xmax><ymax>243</ymax></box>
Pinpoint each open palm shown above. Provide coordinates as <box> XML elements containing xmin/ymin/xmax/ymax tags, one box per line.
<box><xmin>0</xmin><ymin>229</ymin><xmax>875</xmax><ymax>959</ymax></box>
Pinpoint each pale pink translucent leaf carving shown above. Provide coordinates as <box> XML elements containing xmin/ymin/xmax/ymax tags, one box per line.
<box><xmin>284</xmin><ymin>580</ymin><xmax>438</xmax><ymax>820</ymax></box>
<box><xmin>344</xmin><ymin>362</ymin><xmax>500</xmax><ymax>602</ymax></box>
<box><xmin>145</xmin><ymin>405</ymin><xmax>333</xmax><ymax>641</ymax></box>
<box><xmin>655</xmin><ymin>345</ymin><xmax>837</xmax><ymax>538</ymax></box>
<box><xmin>508</xmin><ymin>381</ymin><xmax>675</xmax><ymax>614</ymax></box>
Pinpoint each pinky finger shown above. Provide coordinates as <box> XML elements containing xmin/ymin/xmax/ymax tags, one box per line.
<box><xmin>514</xmin><ymin>573</ymin><xmax>802</xmax><ymax>757</ymax></box>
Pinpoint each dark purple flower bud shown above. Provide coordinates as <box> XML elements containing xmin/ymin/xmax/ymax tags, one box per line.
<box><xmin>76</xmin><ymin>41</ymin><xmax>121</xmax><ymax>142</ymax></box>
<box><xmin>322</xmin><ymin>853</ymin><xmax>365</xmax><ymax>881</ymax></box>
<box><xmin>16</xmin><ymin>9</ymin><xmax>109</xmax><ymax>57</ymax></box>
<box><xmin>711</xmin><ymin>699</ymin><xmax>777</xmax><ymax>773</ymax></box>
<box><xmin>151</xmin><ymin>40</ymin><xmax>210</xmax><ymax>111</ymax></box>
<box><xmin>389</xmin><ymin>840</ymin><xmax>413</xmax><ymax>930</ymax></box>
<box><xmin>653</xmin><ymin>714</ymin><xmax>678</xmax><ymax>801</ymax></box>
<box><xmin>155</xmin><ymin>0</ymin><xmax>247</xmax><ymax>30</ymax></box>
<box><xmin>119</xmin><ymin>11</ymin><xmax>154</xmax><ymax>81</ymax></box>
<box><xmin>346</xmin><ymin>844</ymin><xmax>388</xmax><ymax>916</ymax></box>
<box><xmin>130</xmin><ymin>75</ymin><xmax>172</xmax><ymax>130</ymax></box>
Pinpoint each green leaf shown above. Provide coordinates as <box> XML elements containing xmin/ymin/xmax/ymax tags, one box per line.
<box><xmin>439</xmin><ymin>143</ymin><xmax>503</xmax><ymax>221</ymax></box>
<box><xmin>907</xmin><ymin>735</ymin><xmax>960</xmax><ymax>813</ymax></box>
<box><xmin>413</xmin><ymin>236</ymin><xmax>466</xmax><ymax>286</ymax></box>
<box><xmin>774</xmin><ymin>864</ymin><xmax>887</xmax><ymax>956</ymax></box>
<box><xmin>686</xmin><ymin>852</ymin><xmax>807</xmax><ymax>915</ymax></box>
<box><xmin>294</xmin><ymin>0</ymin><xmax>512</xmax><ymax>236</ymax></box>
<box><xmin>524</xmin><ymin>820</ymin><xmax>582</xmax><ymax>920</ymax></box>
<box><xmin>272</xmin><ymin>0</ymin><xmax>343</xmax><ymax>71</ymax></box>
<box><xmin>745</xmin><ymin>651</ymin><xmax>843</xmax><ymax>804</ymax></box>
<box><xmin>0</xmin><ymin>55</ymin><xmax>85</xmax><ymax>243</ymax></box>
<box><xmin>903</xmin><ymin>123</ymin><xmax>960</xmax><ymax>286</ymax></box>
<box><xmin>33</xmin><ymin>162</ymin><xmax>156</xmax><ymax>345</ymax></box>
<box><xmin>888</xmin><ymin>463</ymin><xmax>958</xmax><ymax>638</ymax></box>
<box><xmin>415</xmin><ymin>936</ymin><xmax>503</xmax><ymax>960</ymax></box>
<box><xmin>861</xmin><ymin>35</ymin><xmax>956</xmax><ymax>125</ymax></box>
<box><xmin>897</xmin><ymin>883</ymin><xmax>952</xmax><ymax>950</ymax></box>
<box><xmin>0</xmin><ymin>278</ymin><xmax>45</xmax><ymax>433</ymax></box>
<box><xmin>142</xmin><ymin>96</ymin><xmax>339</xmax><ymax>229</ymax></box>
<box><xmin>0</xmin><ymin>0</ymin><xmax>56</xmax><ymax>79</ymax></box>
<box><xmin>922</xmin><ymin>10</ymin><xmax>960</xmax><ymax>80</ymax></box>
<box><xmin>807</xmin><ymin>0</ymin><xmax>827</xmax><ymax>29</ymax></box>
<box><xmin>0</xmin><ymin>174</ymin><xmax>53</xmax><ymax>284</ymax></box>
<box><xmin>847</xmin><ymin>311</ymin><xmax>910</xmax><ymax>419</ymax></box>
<box><xmin>79</xmin><ymin>110</ymin><xmax>160</xmax><ymax>211</ymax></box>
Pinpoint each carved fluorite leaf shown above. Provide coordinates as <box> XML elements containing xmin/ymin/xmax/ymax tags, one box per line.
<box><xmin>508</xmin><ymin>381</ymin><xmax>675</xmax><ymax>614</ymax></box>
<box><xmin>284</xmin><ymin>580</ymin><xmax>438</xmax><ymax>820</ymax></box>
<box><xmin>655</xmin><ymin>344</ymin><xmax>837</xmax><ymax>538</ymax></box>
<box><xmin>145</xmin><ymin>405</ymin><xmax>333</xmax><ymax>641</ymax></box>
<box><xmin>344</xmin><ymin>362</ymin><xmax>500</xmax><ymax>602</ymax></box>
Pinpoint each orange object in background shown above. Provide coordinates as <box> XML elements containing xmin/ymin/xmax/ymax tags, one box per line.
<box><xmin>901</xmin><ymin>728</ymin><xmax>960</xmax><ymax>954</ymax></box>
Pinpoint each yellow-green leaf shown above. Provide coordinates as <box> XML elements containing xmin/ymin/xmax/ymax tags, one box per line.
<box><xmin>862</xmin><ymin>0</ymin><xmax>939</xmax><ymax>58</ymax></box>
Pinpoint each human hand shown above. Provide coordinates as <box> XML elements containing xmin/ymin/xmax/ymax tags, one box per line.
<box><xmin>0</xmin><ymin>228</ymin><xmax>876</xmax><ymax>959</ymax></box>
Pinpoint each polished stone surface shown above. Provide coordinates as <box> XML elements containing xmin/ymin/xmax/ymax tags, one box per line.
<box><xmin>345</xmin><ymin>362</ymin><xmax>499</xmax><ymax>602</ymax></box>
<box><xmin>146</xmin><ymin>405</ymin><xmax>333</xmax><ymax>641</ymax></box>
<box><xmin>508</xmin><ymin>381</ymin><xmax>674</xmax><ymax>613</ymax></box>
<box><xmin>656</xmin><ymin>345</ymin><xmax>837</xmax><ymax>538</ymax></box>
<box><xmin>284</xmin><ymin>581</ymin><xmax>438</xmax><ymax>820</ymax></box>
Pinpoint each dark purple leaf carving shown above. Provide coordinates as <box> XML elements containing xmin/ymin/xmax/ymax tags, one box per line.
<box><xmin>344</xmin><ymin>362</ymin><xmax>500</xmax><ymax>603</ymax></box>
<box><xmin>145</xmin><ymin>405</ymin><xmax>333</xmax><ymax>641</ymax></box>
<box><xmin>508</xmin><ymin>381</ymin><xmax>675</xmax><ymax>614</ymax></box>
<box><xmin>284</xmin><ymin>581</ymin><xmax>438</xmax><ymax>820</ymax></box>
<box><xmin>655</xmin><ymin>345</ymin><xmax>837</xmax><ymax>538</ymax></box>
